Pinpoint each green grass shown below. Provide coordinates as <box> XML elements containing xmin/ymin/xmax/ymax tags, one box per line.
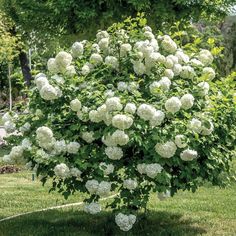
<box><xmin>0</xmin><ymin>167</ymin><xmax>236</xmax><ymax>236</ymax></box>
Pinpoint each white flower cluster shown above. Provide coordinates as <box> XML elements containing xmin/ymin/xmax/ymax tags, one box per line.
<box><xmin>112</xmin><ymin>114</ymin><xmax>133</xmax><ymax>130</ymax></box>
<box><xmin>155</xmin><ymin>141</ymin><xmax>177</xmax><ymax>158</ymax></box>
<box><xmin>137</xmin><ymin>163</ymin><xmax>163</xmax><ymax>178</ymax></box>
<box><xmin>99</xmin><ymin>162</ymin><xmax>114</xmax><ymax>175</ymax></box>
<box><xmin>47</xmin><ymin>51</ymin><xmax>76</xmax><ymax>76</ymax></box>
<box><xmin>123</xmin><ymin>179</ymin><xmax>138</xmax><ymax>190</ymax></box>
<box><xmin>180</xmin><ymin>149</ymin><xmax>198</xmax><ymax>161</ymax></box>
<box><xmin>115</xmin><ymin>213</ymin><xmax>136</xmax><ymax>231</ymax></box>
<box><xmin>103</xmin><ymin>130</ymin><xmax>129</xmax><ymax>147</ymax></box>
<box><xmin>54</xmin><ymin>163</ymin><xmax>70</xmax><ymax>178</ymax></box>
<box><xmin>2</xmin><ymin>112</ymin><xmax>17</xmax><ymax>133</ymax></box>
<box><xmin>137</xmin><ymin>104</ymin><xmax>165</xmax><ymax>127</ymax></box>
<box><xmin>189</xmin><ymin>118</ymin><xmax>214</xmax><ymax>135</ymax></box>
<box><xmin>36</xmin><ymin>126</ymin><xmax>55</xmax><ymax>150</ymax></box>
<box><xmin>81</xmin><ymin>131</ymin><xmax>95</xmax><ymax>143</ymax></box>
<box><xmin>84</xmin><ymin>202</ymin><xmax>101</xmax><ymax>215</ymax></box>
<box><xmin>105</xmin><ymin>146</ymin><xmax>123</xmax><ymax>160</ymax></box>
<box><xmin>35</xmin><ymin>73</ymin><xmax>62</xmax><ymax>101</ymax></box>
<box><xmin>85</xmin><ymin>180</ymin><xmax>111</xmax><ymax>196</ymax></box>
<box><xmin>54</xmin><ymin>163</ymin><xmax>82</xmax><ymax>178</ymax></box>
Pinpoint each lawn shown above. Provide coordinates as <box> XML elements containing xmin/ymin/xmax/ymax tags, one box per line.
<box><xmin>0</xmin><ymin>162</ymin><xmax>235</xmax><ymax>235</ymax></box>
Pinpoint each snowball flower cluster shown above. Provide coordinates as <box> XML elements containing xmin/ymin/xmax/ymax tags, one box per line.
<box><xmin>99</xmin><ymin>162</ymin><xmax>114</xmax><ymax>175</ymax></box>
<box><xmin>115</xmin><ymin>213</ymin><xmax>136</xmax><ymax>231</ymax></box>
<box><xmin>180</xmin><ymin>149</ymin><xmax>198</xmax><ymax>161</ymax></box>
<box><xmin>137</xmin><ymin>163</ymin><xmax>163</xmax><ymax>178</ymax></box>
<box><xmin>84</xmin><ymin>202</ymin><xmax>101</xmax><ymax>215</ymax></box>
<box><xmin>123</xmin><ymin>179</ymin><xmax>138</xmax><ymax>190</ymax></box>
<box><xmin>54</xmin><ymin>163</ymin><xmax>70</xmax><ymax>178</ymax></box>
<box><xmin>112</xmin><ymin>114</ymin><xmax>133</xmax><ymax>130</ymax></box>
<box><xmin>35</xmin><ymin>73</ymin><xmax>61</xmax><ymax>101</ymax></box>
<box><xmin>165</xmin><ymin>97</ymin><xmax>182</xmax><ymax>113</ymax></box>
<box><xmin>105</xmin><ymin>146</ymin><xmax>123</xmax><ymax>160</ymax></box>
<box><xmin>85</xmin><ymin>180</ymin><xmax>111</xmax><ymax>196</ymax></box>
<box><xmin>155</xmin><ymin>141</ymin><xmax>177</xmax><ymax>158</ymax></box>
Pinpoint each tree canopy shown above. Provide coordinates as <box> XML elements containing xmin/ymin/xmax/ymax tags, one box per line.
<box><xmin>1</xmin><ymin>0</ymin><xmax>235</xmax><ymax>38</ymax></box>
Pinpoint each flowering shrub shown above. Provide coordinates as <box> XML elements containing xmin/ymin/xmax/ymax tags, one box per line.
<box><xmin>2</xmin><ymin>17</ymin><xmax>236</xmax><ymax>231</ymax></box>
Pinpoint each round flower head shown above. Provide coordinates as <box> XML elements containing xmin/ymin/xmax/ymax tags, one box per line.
<box><xmin>198</xmin><ymin>49</ymin><xmax>213</xmax><ymax>66</ymax></box>
<box><xmin>112</xmin><ymin>114</ymin><xmax>133</xmax><ymax>130</ymax></box>
<box><xmin>155</xmin><ymin>141</ymin><xmax>177</xmax><ymax>158</ymax></box>
<box><xmin>115</xmin><ymin>213</ymin><xmax>136</xmax><ymax>231</ymax></box>
<box><xmin>137</xmin><ymin>104</ymin><xmax>156</xmax><ymax>121</ymax></box>
<box><xmin>117</xmin><ymin>81</ymin><xmax>128</xmax><ymax>91</ymax></box>
<box><xmin>165</xmin><ymin>97</ymin><xmax>182</xmax><ymax>113</ymax></box>
<box><xmin>35</xmin><ymin>76</ymin><xmax>49</xmax><ymax>90</ymax></box>
<box><xmin>105</xmin><ymin>56</ymin><xmax>119</xmax><ymax>69</ymax></box>
<box><xmin>47</xmin><ymin>58</ymin><xmax>58</xmax><ymax>74</ymax></box>
<box><xmin>85</xmin><ymin>179</ymin><xmax>99</xmax><ymax>194</ymax></box>
<box><xmin>84</xmin><ymin>202</ymin><xmax>101</xmax><ymax>215</ymax></box>
<box><xmin>54</xmin><ymin>163</ymin><xmax>70</xmax><ymax>178</ymax></box>
<box><xmin>40</xmin><ymin>84</ymin><xmax>58</xmax><ymax>100</ymax></box>
<box><xmin>197</xmin><ymin>82</ymin><xmax>210</xmax><ymax>96</ymax></box>
<box><xmin>189</xmin><ymin>118</ymin><xmax>202</xmax><ymax>133</ymax></box>
<box><xmin>105</xmin><ymin>147</ymin><xmax>123</xmax><ymax>160</ymax></box>
<box><xmin>180</xmin><ymin>94</ymin><xmax>194</xmax><ymax>110</ymax></box>
<box><xmin>67</xmin><ymin>142</ymin><xmax>80</xmax><ymax>154</ymax></box>
<box><xmin>180</xmin><ymin>149</ymin><xmax>198</xmax><ymax>161</ymax></box>
<box><xmin>124</xmin><ymin>103</ymin><xmax>136</xmax><ymax>114</ymax></box>
<box><xmin>123</xmin><ymin>179</ymin><xmax>138</xmax><ymax>190</ymax></box>
<box><xmin>202</xmin><ymin>67</ymin><xmax>216</xmax><ymax>80</ymax></box>
<box><xmin>70</xmin><ymin>99</ymin><xmax>82</xmax><ymax>112</ymax></box>
<box><xmin>90</xmin><ymin>53</ymin><xmax>103</xmax><ymax>66</ymax></box>
<box><xmin>120</xmin><ymin>43</ymin><xmax>132</xmax><ymax>57</ymax></box>
<box><xmin>106</xmin><ymin>97</ymin><xmax>123</xmax><ymax>111</ymax></box>
<box><xmin>55</xmin><ymin>51</ymin><xmax>73</xmax><ymax>72</ymax></box>
<box><xmin>174</xmin><ymin>135</ymin><xmax>187</xmax><ymax>148</ymax></box>
<box><xmin>71</xmin><ymin>42</ymin><xmax>84</xmax><ymax>58</ymax></box>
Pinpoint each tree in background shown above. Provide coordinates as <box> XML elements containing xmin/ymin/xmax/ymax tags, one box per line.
<box><xmin>1</xmin><ymin>0</ymin><xmax>235</xmax><ymax>37</ymax></box>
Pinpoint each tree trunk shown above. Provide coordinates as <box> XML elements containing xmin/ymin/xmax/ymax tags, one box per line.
<box><xmin>19</xmin><ymin>50</ymin><xmax>32</xmax><ymax>87</ymax></box>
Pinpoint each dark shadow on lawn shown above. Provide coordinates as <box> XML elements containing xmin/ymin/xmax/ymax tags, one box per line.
<box><xmin>0</xmin><ymin>209</ymin><xmax>206</xmax><ymax>236</ymax></box>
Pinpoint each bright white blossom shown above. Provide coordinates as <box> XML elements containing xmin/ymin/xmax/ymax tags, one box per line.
<box><xmin>105</xmin><ymin>147</ymin><xmax>123</xmax><ymax>160</ymax></box>
<box><xmin>155</xmin><ymin>141</ymin><xmax>177</xmax><ymax>158</ymax></box>
<box><xmin>115</xmin><ymin>213</ymin><xmax>136</xmax><ymax>231</ymax></box>
<box><xmin>67</xmin><ymin>142</ymin><xmax>80</xmax><ymax>154</ymax></box>
<box><xmin>198</xmin><ymin>49</ymin><xmax>213</xmax><ymax>66</ymax></box>
<box><xmin>54</xmin><ymin>163</ymin><xmax>70</xmax><ymax>178</ymax></box>
<box><xmin>165</xmin><ymin>97</ymin><xmax>182</xmax><ymax>113</ymax></box>
<box><xmin>81</xmin><ymin>131</ymin><xmax>95</xmax><ymax>143</ymax></box>
<box><xmin>40</xmin><ymin>84</ymin><xmax>59</xmax><ymax>100</ymax></box>
<box><xmin>123</xmin><ymin>179</ymin><xmax>138</xmax><ymax>190</ymax></box>
<box><xmin>71</xmin><ymin>42</ymin><xmax>84</xmax><ymax>58</ymax></box>
<box><xmin>180</xmin><ymin>94</ymin><xmax>194</xmax><ymax>110</ymax></box>
<box><xmin>90</xmin><ymin>53</ymin><xmax>103</xmax><ymax>65</ymax></box>
<box><xmin>174</xmin><ymin>135</ymin><xmax>187</xmax><ymax>148</ymax></box>
<box><xmin>197</xmin><ymin>82</ymin><xmax>210</xmax><ymax>96</ymax></box>
<box><xmin>99</xmin><ymin>162</ymin><xmax>114</xmax><ymax>175</ymax></box>
<box><xmin>137</xmin><ymin>104</ymin><xmax>156</xmax><ymax>121</ymax></box>
<box><xmin>202</xmin><ymin>67</ymin><xmax>216</xmax><ymax>80</ymax></box>
<box><xmin>189</xmin><ymin>118</ymin><xmax>202</xmax><ymax>133</ymax></box>
<box><xmin>112</xmin><ymin>114</ymin><xmax>133</xmax><ymax>130</ymax></box>
<box><xmin>84</xmin><ymin>202</ymin><xmax>101</xmax><ymax>215</ymax></box>
<box><xmin>70</xmin><ymin>99</ymin><xmax>82</xmax><ymax>112</ymax></box>
<box><xmin>106</xmin><ymin>97</ymin><xmax>123</xmax><ymax>111</ymax></box>
<box><xmin>180</xmin><ymin>149</ymin><xmax>198</xmax><ymax>161</ymax></box>
<box><xmin>124</xmin><ymin>103</ymin><xmax>136</xmax><ymax>114</ymax></box>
